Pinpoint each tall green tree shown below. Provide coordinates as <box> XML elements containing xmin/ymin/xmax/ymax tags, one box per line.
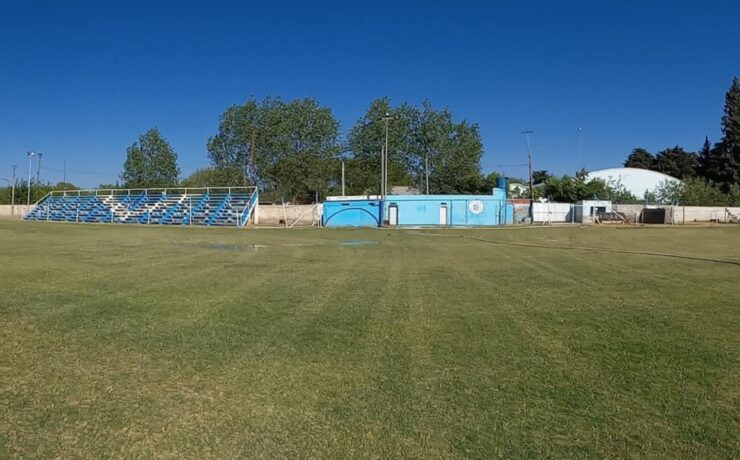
<box><xmin>623</xmin><ymin>148</ymin><xmax>655</xmax><ymax>169</ymax></box>
<box><xmin>709</xmin><ymin>77</ymin><xmax>740</xmax><ymax>190</ymax></box>
<box><xmin>207</xmin><ymin>97</ymin><xmax>340</xmax><ymax>202</ymax></box>
<box><xmin>696</xmin><ymin>136</ymin><xmax>714</xmax><ymax>179</ymax></box>
<box><xmin>121</xmin><ymin>128</ymin><xmax>180</xmax><ymax>188</ymax></box>
<box><xmin>206</xmin><ymin>98</ymin><xmax>264</xmax><ymax>186</ymax></box>
<box><xmin>653</xmin><ymin>146</ymin><xmax>698</xmax><ymax>179</ymax></box>
<box><xmin>417</xmin><ymin>101</ymin><xmax>484</xmax><ymax>194</ymax></box>
<box><xmin>346</xmin><ymin>98</ymin><xmax>414</xmax><ymax>194</ymax></box>
<box><xmin>347</xmin><ymin>98</ymin><xmax>484</xmax><ymax>194</ymax></box>
<box><xmin>480</xmin><ymin>171</ymin><xmax>503</xmax><ymax>194</ymax></box>
<box><xmin>532</xmin><ymin>170</ymin><xmax>551</xmax><ymax>184</ymax></box>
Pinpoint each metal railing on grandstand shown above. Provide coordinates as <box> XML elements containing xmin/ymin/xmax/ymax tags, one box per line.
<box><xmin>25</xmin><ymin>186</ymin><xmax>259</xmax><ymax>227</ymax></box>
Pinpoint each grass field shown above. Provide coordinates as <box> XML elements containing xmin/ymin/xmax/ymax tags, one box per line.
<box><xmin>1</xmin><ymin>221</ymin><xmax>739</xmax><ymax>458</ymax></box>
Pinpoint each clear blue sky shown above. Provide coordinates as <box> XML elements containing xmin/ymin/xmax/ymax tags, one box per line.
<box><xmin>1</xmin><ymin>0</ymin><xmax>738</xmax><ymax>187</ymax></box>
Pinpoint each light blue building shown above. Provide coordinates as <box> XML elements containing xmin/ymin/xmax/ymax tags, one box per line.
<box><xmin>322</xmin><ymin>188</ymin><xmax>513</xmax><ymax>227</ymax></box>
<box><xmin>322</xmin><ymin>199</ymin><xmax>383</xmax><ymax>227</ymax></box>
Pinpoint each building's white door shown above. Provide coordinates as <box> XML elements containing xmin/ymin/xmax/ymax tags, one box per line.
<box><xmin>439</xmin><ymin>204</ymin><xmax>448</xmax><ymax>225</ymax></box>
<box><xmin>389</xmin><ymin>205</ymin><xmax>398</xmax><ymax>226</ymax></box>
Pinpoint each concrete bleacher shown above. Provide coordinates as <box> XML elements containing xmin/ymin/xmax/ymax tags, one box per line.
<box><xmin>24</xmin><ymin>187</ymin><xmax>258</xmax><ymax>227</ymax></box>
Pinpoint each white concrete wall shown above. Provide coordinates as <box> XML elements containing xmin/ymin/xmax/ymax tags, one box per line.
<box><xmin>672</xmin><ymin>206</ymin><xmax>740</xmax><ymax>224</ymax></box>
<box><xmin>613</xmin><ymin>204</ymin><xmax>740</xmax><ymax>224</ymax></box>
<box><xmin>6</xmin><ymin>202</ymin><xmax>740</xmax><ymax>225</ymax></box>
<box><xmin>0</xmin><ymin>205</ymin><xmax>32</xmax><ymax>220</ymax></box>
<box><xmin>532</xmin><ymin>202</ymin><xmax>573</xmax><ymax>223</ymax></box>
<box><xmin>255</xmin><ymin>204</ymin><xmax>322</xmax><ymax>226</ymax></box>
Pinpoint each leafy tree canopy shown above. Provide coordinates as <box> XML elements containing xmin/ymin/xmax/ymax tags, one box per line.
<box><xmin>207</xmin><ymin>97</ymin><xmax>340</xmax><ymax>202</ymax></box>
<box><xmin>541</xmin><ymin>169</ymin><xmax>638</xmax><ymax>203</ymax></box>
<box><xmin>180</xmin><ymin>166</ymin><xmax>242</xmax><ymax>188</ymax></box>
<box><xmin>653</xmin><ymin>178</ymin><xmax>740</xmax><ymax>206</ymax></box>
<box><xmin>532</xmin><ymin>170</ymin><xmax>551</xmax><ymax>184</ymax></box>
<box><xmin>624</xmin><ymin>148</ymin><xmax>655</xmax><ymax>169</ymax></box>
<box><xmin>653</xmin><ymin>146</ymin><xmax>698</xmax><ymax>179</ymax></box>
<box><xmin>121</xmin><ymin>128</ymin><xmax>180</xmax><ymax>188</ymax></box>
<box><xmin>347</xmin><ymin>98</ymin><xmax>484</xmax><ymax>195</ymax></box>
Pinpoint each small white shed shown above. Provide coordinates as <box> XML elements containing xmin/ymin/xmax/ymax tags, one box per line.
<box><xmin>574</xmin><ymin>200</ymin><xmax>612</xmax><ymax>223</ymax></box>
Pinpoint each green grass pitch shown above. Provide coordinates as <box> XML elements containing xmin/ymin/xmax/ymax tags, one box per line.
<box><xmin>1</xmin><ymin>221</ymin><xmax>738</xmax><ymax>458</ymax></box>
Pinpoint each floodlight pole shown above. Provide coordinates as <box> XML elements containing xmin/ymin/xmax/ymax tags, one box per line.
<box><xmin>577</xmin><ymin>127</ymin><xmax>583</xmax><ymax>170</ymax></box>
<box><xmin>36</xmin><ymin>152</ymin><xmax>43</xmax><ymax>184</ymax></box>
<box><xmin>380</xmin><ymin>145</ymin><xmax>385</xmax><ymax>199</ymax></box>
<box><xmin>11</xmin><ymin>165</ymin><xmax>17</xmax><ymax>219</ymax></box>
<box><xmin>341</xmin><ymin>160</ymin><xmax>345</xmax><ymax>196</ymax></box>
<box><xmin>521</xmin><ymin>131</ymin><xmax>534</xmax><ymax>200</ymax></box>
<box><xmin>26</xmin><ymin>151</ymin><xmax>36</xmax><ymax>206</ymax></box>
<box><xmin>425</xmin><ymin>156</ymin><xmax>429</xmax><ymax>194</ymax></box>
<box><xmin>381</xmin><ymin>112</ymin><xmax>393</xmax><ymax>199</ymax></box>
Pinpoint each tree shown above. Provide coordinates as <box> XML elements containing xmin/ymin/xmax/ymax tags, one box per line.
<box><xmin>696</xmin><ymin>136</ymin><xmax>714</xmax><ymax>179</ymax></box>
<box><xmin>207</xmin><ymin>97</ymin><xmax>340</xmax><ymax>202</ymax></box>
<box><xmin>541</xmin><ymin>169</ymin><xmax>637</xmax><ymax>203</ymax></box>
<box><xmin>54</xmin><ymin>181</ymin><xmax>78</xmax><ymax>191</ymax></box>
<box><xmin>480</xmin><ymin>171</ymin><xmax>502</xmax><ymax>194</ymax></box>
<box><xmin>121</xmin><ymin>128</ymin><xmax>180</xmax><ymax>188</ymax></box>
<box><xmin>346</xmin><ymin>98</ymin><xmax>414</xmax><ymax>194</ymax></box>
<box><xmin>532</xmin><ymin>170</ymin><xmax>551</xmax><ymax>184</ymax></box>
<box><xmin>206</xmin><ymin>99</ymin><xmax>261</xmax><ymax>186</ymax></box>
<box><xmin>653</xmin><ymin>178</ymin><xmax>739</xmax><ymax>206</ymax></box>
<box><xmin>347</xmin><ymin>98</ymin><xmax>484</xmax><ymax>194</ymax></box>
<box><xmin>624</xmin><ymin>148</ymin><xmax>655</xmax><ymax>169</ymax></box>
<box><xmin>723</xmin><ymin>77</ymin><xmax>740</xmax><ymax>151</ymax></box>
<box><xmin>710</xmin><ymin>77</ymin><xmax>740</xmax><ymax>191</ymax></box>
<box><xmin>180</xmin><ymin>167</ymin><xmax>240</xmax><ymax>187</ymax></box>
<box><xmin>653</xmin><ymin>146</ymin><xmax>698</xmax><ymax>179</ymax></box>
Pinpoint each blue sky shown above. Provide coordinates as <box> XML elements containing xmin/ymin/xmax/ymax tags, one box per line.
<box><xmin>1</xmin><ymin>1</ymin><xmax>738</xmax><ymax>187</ymax></box>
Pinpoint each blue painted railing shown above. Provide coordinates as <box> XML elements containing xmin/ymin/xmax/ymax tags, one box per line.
<box><xmin>24</xmin><ymin>187</ymin><xmax>258</xmax><ymax>227</ymax></box>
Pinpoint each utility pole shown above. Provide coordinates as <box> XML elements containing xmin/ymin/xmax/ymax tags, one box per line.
<box><xmin>36</xmin><ymin>152</ymin><xmax>43</xmax><ymax>184</ymax></box>
<box><xmin>63</xmin><ymin>160</ymin><xmax>66</xmax><ymax>184</ymax></box>
<box><xmin>250</xmin><ymin>127</ymin><xmax>256</xmax><ymax>185</ymax></box>
<box><xmin>11</xmin><ymin>165</ymin><xmax>17</xmax><ymax>219</ymax></box>
<box><xmin>521</xmin><ymin>131</ymin><xmax>534</xmax><ymax>200</ymax></box>
<box><xmin>425</xmin><ymin>156</ymin><xmax>430</xmax><ymax>194</ymax></box>
<box><xmin>381</xmin><ymin>112</ymin><xmax>393</xmax><ymax>199</ymax></box>
<box><xmin>379</xmin><ymin>145</ymin><xmax>385</xmax><ymax>198</ymax></box>
<box><xmin>26</xmin><ymin>151</ymin><xmax>36</xmax><ymax>206</ymax></box>
<box><xmin>577</xmin><ymin>128</ymin><xmax>583</xmax><ymax>171</ymax></box>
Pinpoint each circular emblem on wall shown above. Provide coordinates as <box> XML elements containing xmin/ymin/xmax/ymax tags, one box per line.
<box><xmin>468</xmin><ymin>200</ymin><xmax>484</xmax><ymax>215</ymax></box>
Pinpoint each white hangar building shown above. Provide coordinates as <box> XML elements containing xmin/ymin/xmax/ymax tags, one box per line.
<box><xmin>586</xmin><ymin>167</ymin><xmax>681</xmax><ymax>198</ymax></box>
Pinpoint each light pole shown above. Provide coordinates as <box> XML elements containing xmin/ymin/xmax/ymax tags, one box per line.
<box><xmin>36</xmin><ymin>152</ymin><xmax>43</xmax><ymax>184</ymax></box>
<box><xmin>26</xmin><ymin>151</ymin><xmax>36</xmax><ymax>206</ymax></box>
<box><xmin>381</xmin><ymin>112</ymin><xmax>393</xmax><ymax>199</ymax></box>
<box><xmin>425</xmin><ymin>156</ymin><xmax>430</xmax><ymax>194</ymax></box>
<box><xmin>521</xmin><ymin>131</ymin><xmax>534</xmax><ymax>200</ymax></box>
<box><xmin>577</xmin><ymin>127</ymin><xmax>583</xmax><ymax>170</ymax></box>
<box><xmin>11</xmin><ymin>165</ymin><xmax>17</xmax><ymax>218</ymax></box>
<box><xmin>341</xmin><ymin>160</ymin><xmax>345</xmax><ymax>196</ymax></box>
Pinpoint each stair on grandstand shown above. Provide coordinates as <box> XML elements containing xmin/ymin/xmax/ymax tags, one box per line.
<box><xmin>24</xmin><ymin>187</ymin><xmax>258</xmax><ymax>227</ymax></box>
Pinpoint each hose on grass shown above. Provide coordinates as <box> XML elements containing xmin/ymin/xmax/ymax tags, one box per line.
<box><xmin>407</xmin><ymin>231</ymin><xmax>740</xmax><ymax>267</ymax></box>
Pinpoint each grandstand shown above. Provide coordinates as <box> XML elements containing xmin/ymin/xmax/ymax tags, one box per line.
<box><xmin>24</xmin><ymin>187</ymin><xmax>258</xmax><ymax>227</ymax></box>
